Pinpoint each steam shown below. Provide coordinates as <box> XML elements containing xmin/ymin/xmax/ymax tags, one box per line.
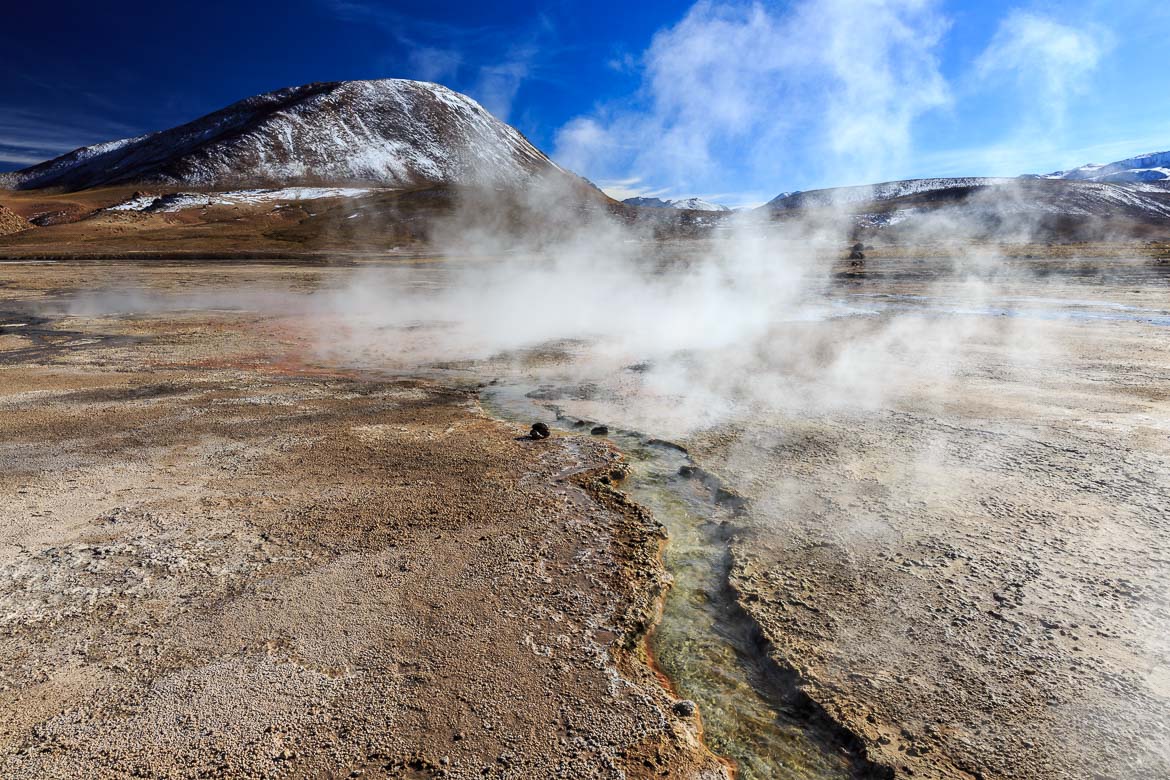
<box><xmin>554</xmin><ymin>0</ymin><xmax>950</xmax><ymax>203</ymax></box>
<box><xmin>301</xmin><ymin>170</ymin><xmax>1085</xmax><ymax>443</ymax></box>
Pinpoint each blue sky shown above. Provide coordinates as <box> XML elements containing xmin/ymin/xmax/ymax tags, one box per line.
<box><xmin>2</xmin><ymin>0</ymin><xmax>1167</xmax><ymax>206</ymax></box>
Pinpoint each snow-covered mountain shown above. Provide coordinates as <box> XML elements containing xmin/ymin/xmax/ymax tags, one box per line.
<box><xmin>1034</xmin><ymin>150</ymin><xmax>1170</xmax><ymax>184</ymax></box>
<box><xmin>3</xmin><ymin>80</ymin><xmax>563</xmax><ymax>192</ymax></box>
<box><xmin>759</xmin><ymin>174</ymin><xmax>1170</xmax><ymax>239</ymax></box>
<box><xmin>764</xmin><ymin>178</ymin><xmax>1016</xmax><ymax>210</ymax></box>
<box><xmin>623</xmin><ymin>196</ymin><xmax>730</xmax><ymax>212</ymax></box>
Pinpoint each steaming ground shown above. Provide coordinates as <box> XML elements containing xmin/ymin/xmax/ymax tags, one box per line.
<box><xmin>1</xmin><ymin>249</ymin><xmax>1168</xmax><ymax>779</ymax></box>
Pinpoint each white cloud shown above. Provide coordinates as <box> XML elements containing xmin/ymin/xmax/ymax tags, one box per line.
<box><xmin>975</xmin><ymin>10</ymin><xmax>1109</xmax><ymax>122</ymax></box>
<box><xmin>554</xmin><ymin>0</ymin><xmax>951</xmax><ymax>200</ymax></box>
<box><xmin>597</xmin><ymin>176</ymin><xmax>670</xmax><ymax>201</ymax></box>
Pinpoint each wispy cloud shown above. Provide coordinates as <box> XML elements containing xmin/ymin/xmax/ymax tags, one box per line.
<box><xmin>0</xmin><ymin>108</ymin><xmax>141</xmax><ymax>170</ymax></box>
<box><xmin>597</xmin><ymin>176</ymin><xmax>670</xmax><ymax>201</ymax></box>
<box><xmin>553</xmin><ymin>0</ymin><xmax>951</xmax><ymax>203</ymax></box>
<box><xmin>975</xmin><ymin>10</ymin><xmax>1110</xmax><ymax>127</ymax></box>
<box><xmin>320</xmin><ymin>1</ymin><xmax>559</xmax><ymax>121</ymax></box>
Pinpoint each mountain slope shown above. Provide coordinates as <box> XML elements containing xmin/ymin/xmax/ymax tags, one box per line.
<box><xmin>3</xmin><ymin>80</ymin><xmax>562</xmax><ymax>192</ymax></box>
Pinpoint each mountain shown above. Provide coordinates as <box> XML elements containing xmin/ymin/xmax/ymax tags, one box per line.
<box><xmin>1</xmin><ymin>80</ymin><xmax>563</xmax><ymax>192</ymax></box>
<box><xmin>760</xmin><ymin>176</ymin><xmax>1170</xmax><ymax>241</ymax></box>
<box><xmin>1035</xmin><ymin>150</ymin><xmax>1170</xmax><ymax>184</ymax></box>
<box><xmin>764</xmin><ymin>178</ymin><xmax>1016</xmax><ymax>210</ymax></box>
<box><xmin>623</xmin><ymin>196</ymin><xmax>730</xmax><ymax>212</ymax></box>
<box><xmin>762</xmin><ymin>149</ymin><xmax>1170</xmax><ymax>216</ymax></box>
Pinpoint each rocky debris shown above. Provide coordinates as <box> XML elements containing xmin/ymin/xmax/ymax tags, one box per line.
<box><xmin>0</xmin><ymin>204</ymin><xmax>32</xmax><ymax>236</ymax></box>
<box><xmin>529</xmin><ymin>422</ymin><xmax>550</xmax><ymax>440</ymax></box>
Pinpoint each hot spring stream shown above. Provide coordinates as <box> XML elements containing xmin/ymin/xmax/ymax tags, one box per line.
<box><xmin>480</xmin><ymin>380</ymin><xmax>870</xmax><ymax>780</ymax></box>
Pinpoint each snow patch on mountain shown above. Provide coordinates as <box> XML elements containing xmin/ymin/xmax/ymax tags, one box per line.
<box><xmin>106</xmin><ymin>187</ymin><xmax>380</xmax><ymax>213</ymax></box>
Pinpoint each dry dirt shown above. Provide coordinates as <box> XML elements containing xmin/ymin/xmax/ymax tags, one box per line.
<box><xmin>0</xmin><ymin>261</ymin><xmax>726</xmax><ymax>778</ymax></box>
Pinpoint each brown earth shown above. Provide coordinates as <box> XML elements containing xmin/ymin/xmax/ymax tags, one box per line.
<box><xmin>0</xmin><ymin>186</ymin><xmax>758</xmax><ymax>260</ymax></box>
<box><xmin>0</xmin><ymin>264</ymin><xmax>727</xmax><ymax>779</ymax></box>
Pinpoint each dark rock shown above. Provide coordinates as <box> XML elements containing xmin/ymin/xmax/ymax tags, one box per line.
<box><xmin>672</xmin><ymin>700</ymin><xmax>697</xmax><ymax>717</ymax></box>
<box><xmin>590</xmin><ymin>425</ymin><xmax>609</xmax><ymax>436</ymax></box>
<box><xmin>529</xmin><ymin>422</ymin><xmax>550</xmax><ymax>440</ymax></box>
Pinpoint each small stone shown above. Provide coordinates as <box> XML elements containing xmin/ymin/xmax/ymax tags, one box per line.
<box><xmin>530</xmin><ymin>422</ymin><xmax>550</xmax><ymax>440</ymax></box>
<box><xmin>590</xmin><ymin>425</ymin><xmax>608</xmax><ymax>436</ymax></box>
<box><xmin>672</xmin><ymin>700</ymin><xmax>697</xmax><ymax>717</ymax></box>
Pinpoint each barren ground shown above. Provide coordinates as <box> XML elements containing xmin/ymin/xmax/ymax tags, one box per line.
<box><xmin>0</xmin><ymin>260</ymin><xmax>725</xmax><ymax>779</ymax></box>
<box><xmin>0</xmin><ymin>254</ymin><xmax>1167</xmax><ymax>780</ymax></box>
